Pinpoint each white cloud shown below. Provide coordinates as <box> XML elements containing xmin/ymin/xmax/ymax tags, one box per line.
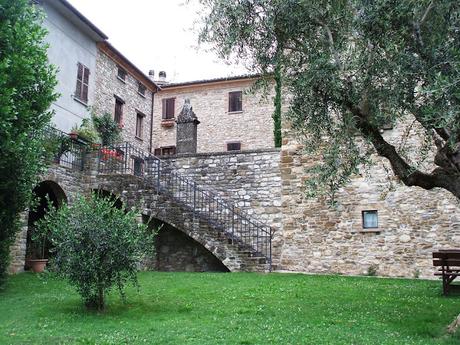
<box><xmin>67</xmin><ymin>0</ymin><xmax>249</xmax><ymax>82</ymax></box>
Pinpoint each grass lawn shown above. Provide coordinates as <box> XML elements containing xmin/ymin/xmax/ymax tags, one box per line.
<box><xmin>0</xmin><ymin>272</ymin><xmax>459</xmax><ymax>345</ymax></box>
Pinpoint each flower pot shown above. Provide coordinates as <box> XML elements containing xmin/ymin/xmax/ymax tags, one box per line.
<box><xmin>69</xmin><ymin>132</ymin><xmax>78</xmax><ymax>140</ymax></box>
<box><xmin>27</xmin><ymin>259</ymin><xmax>48</xmax><ymax>273</ymax></box>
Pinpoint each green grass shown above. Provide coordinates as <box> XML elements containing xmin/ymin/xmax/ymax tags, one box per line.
<box><xmin>0</xmin><ymin>272</ymin><xmax>459</xmax><ymax>345</ymax></box>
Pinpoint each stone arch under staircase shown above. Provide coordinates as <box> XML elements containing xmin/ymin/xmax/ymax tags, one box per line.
<box><xmin>92</xmin><ymin>143</ymin><xmax>273</xmax><ymax>272</ymax></box>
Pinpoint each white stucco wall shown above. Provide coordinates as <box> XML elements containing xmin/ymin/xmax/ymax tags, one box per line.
<box><xmin>41</xmin><ymin>1</ymin><xmax>99</xmax><ymax>132</ymax></box>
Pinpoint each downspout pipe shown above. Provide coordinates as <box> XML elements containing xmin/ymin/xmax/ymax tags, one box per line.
<box><xmin>149</xmin><ymin>87</ymin><xmax>158</xmax><ymax>154</ymax></box>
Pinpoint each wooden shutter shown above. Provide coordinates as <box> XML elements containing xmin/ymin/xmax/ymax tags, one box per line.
<box><xmin>162</xmin><ymin>98</ymin><xmax>175</xmax><ymax>119</ymax></box>
<box><xmin>114</xmin><ymin>99</ymin><xmax>123</xmax><ymax>124</ymax></box>
<box><xmin>82</xmin><ymin>66</ymin><xmax>89</xmax><ymax>102</ymax></box>
<box><xmin>75</xmin><ymin>63</ymin><xmax>90</xmax><ymax>103</ymax></box>
<box><xmin>229</xmin><ymin>91</ymin><xmax>242</xmax><ymax>112</ymax></box>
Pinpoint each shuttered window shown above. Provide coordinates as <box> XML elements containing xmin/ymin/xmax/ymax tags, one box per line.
<box><xmin>162</xmin><ymin>98</ymin><xmax>175</xmax><ymax>119</ymax></box>
<box><xmin>135</xmin><ymin>112</ymin><xmax>144</xmax><ymax>138</ymax></box>
<box><xmin>75</xmin><ymin>63</ymin><xmax>90</xmax><ymax>103</ymax></box>
<box><xmin>117</xmin><ymin>66</ymin><xmax>127</xmax><ymax>81</ymax></box>
<box><xmin>228</xmin><ymin>91</ymin><xmax>242</xmax><ymax>112</ymax></box>
<box><xmin>138</xmin><ymin>82</ymin><xmax>146</xmax><ymax>97</ymax></box>
<box><xmin>114</xmin><ymin>97</ymin><xmax>124</xmax><ymax>125</ymax></box>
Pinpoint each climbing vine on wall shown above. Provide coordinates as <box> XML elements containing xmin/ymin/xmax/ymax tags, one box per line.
<box><xmin>273</xmin><ymin>63</ymin><xmax>282</xmax><ymax>148</ymax></box>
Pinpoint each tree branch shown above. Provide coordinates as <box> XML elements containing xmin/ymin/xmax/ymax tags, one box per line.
<box><xmin>344</xmin><ymin>100</ymin><xmax>460</xmax><ymax>198</ymax></box>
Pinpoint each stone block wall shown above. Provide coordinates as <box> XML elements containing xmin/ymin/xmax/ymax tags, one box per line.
<box><xmin>152</xmin><ymin>78</ymin><xmax>276</xmax><ymax>153</ymax></box>
<box><xmin>278</xmin><ymin>120</ymin><xmax>460</xmax><ymax>279</ymax></box>
<box><xmin>162</xmin><ymin>149</ymin><xmax>284</xmax><ymax>268</ymax></box>
<box><xmin>93</xmin><ymin>49</ymin><xmax>153</xmax><ymax>153</ymax></box>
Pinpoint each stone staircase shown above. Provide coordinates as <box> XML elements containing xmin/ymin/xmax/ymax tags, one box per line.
<box><xmin>97</xmin><ymin>143</ymin><xmax>273</xmax><ymax>272</ymax></box>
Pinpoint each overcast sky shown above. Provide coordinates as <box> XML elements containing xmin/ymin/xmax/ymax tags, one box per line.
<box><xmin>67</xmin><ymin>0</ymin><xmax>248</xmax><ymax>82</ymax></box>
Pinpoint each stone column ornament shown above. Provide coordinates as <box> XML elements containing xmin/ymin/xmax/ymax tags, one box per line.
<box><xmin>176</xmin><ymin>98</ymin><xmax>200</xmax><ymax>154</ymax></box>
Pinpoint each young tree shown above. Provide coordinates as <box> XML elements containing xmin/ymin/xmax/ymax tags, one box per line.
<box><xmin>36</xmin><ymin>194</ymin><xmax>155</xmax><ymax>311</ymax></box>
<box><xmin>199</xmin><ymin>0</ymin><xmax>460</xmax><ymax>201</ymax></box>
<box><xmin>0</xmin><ymin>0</ymin><xmax>57</xmax><ymax>286</ymax></box>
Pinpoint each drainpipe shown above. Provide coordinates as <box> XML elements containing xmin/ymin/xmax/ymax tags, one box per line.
<box><xmin>149</xmin><ymin>88</ymin><xmax>157</xmax><ymax>154</ymax></box>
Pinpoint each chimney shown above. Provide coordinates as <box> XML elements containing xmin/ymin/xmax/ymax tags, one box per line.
<box><xmin>148</xmin><ymin>70</ymin><xmax>155</xmax><ymax>81</ymax></box>
<box><xmin>159</xmin><ymin>71</ymin><xmax>167</xmax><ymax>82</ymax></box>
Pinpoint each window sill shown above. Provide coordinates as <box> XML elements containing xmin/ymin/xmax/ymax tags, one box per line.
<box><xmin>137</xmin><ymin>92</ymin><xmax>146</xmax><ymax>98</ymax></box>
<box><xmin>135</xmin><ymin>136</ymin><xmax>143</xmax><ymax>141</ymax></box>
<box><xmin>228</xmin><ymin>110</ymin><xmax>243</xmax><ymax>115</ymax></box>
<box><xmin>161</xmin><ymin>119</ymin><xmax>175</xmax><ymax>128</ymax></box>
<box><xmin>117</xmin><ymin>76</ymin><xmax>126</xmax><ymax>84</ymax></box>
<box><xmin>360</xmin><ymin>228</ymin><xmax>381</xmax><ymax>234</ymax></box>
<box><xmin>73</xmin><ymin>96</ymin><xmax>88</xmax><ymax>107</ymax></box>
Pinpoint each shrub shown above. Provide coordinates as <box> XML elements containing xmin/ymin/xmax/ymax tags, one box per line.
<box><xmin>36</xmin><ymin>193</ymin><xmax>155</xmax><ymax>311</ymax></box>
<box><xmin>92</xmin><ymin>113</ymin><xmax>122</xmax><ymax>146</ymax></box>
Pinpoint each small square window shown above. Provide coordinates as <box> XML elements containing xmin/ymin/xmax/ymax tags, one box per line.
<box><xmin>362</xmin><ymin>210</ymin><xmax>378</xmax><ymax>229</ymax></box>
<box><xmin>117</xmin><ymin>66</ymin><xmax>127</xmax><ymax>81</ymax></box>
<box><xmin>227</xmin><ymin>142</ymin><xmax>241</xmax><ymax>151</ymax></box>
<box><xmin>138</xmin><ymin>82</ymin><xmax>146</xmax><ymax>96</ymax></box>
<box><xmin>228</xmin><ymin>91</ymin><xmax>242</xmax><ymax>112</ymax></box>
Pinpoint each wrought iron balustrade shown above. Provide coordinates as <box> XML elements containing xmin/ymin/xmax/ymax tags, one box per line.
<box><xmin>44</xmin><ymin>126</ymin><xmax>86</xmax><ymax>171</ymax></box>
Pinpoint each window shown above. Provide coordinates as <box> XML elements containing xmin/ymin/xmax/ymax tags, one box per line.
<box><xmin>114</xmin><ymin>97</ymin><xmax>124</xmax><ymax>126</ymax></box>
<box><xmin>154</xmin><ymin>146</ymin><xmax>176</xmax><ymax>156</ymax></box>
<box><xmin>138</xmin><ymin>82</ymin><xmax>146</xmax><ymax>97</ymax></box>
<box><xmin>228</xmin><ymin>91</ymin><xmax>242</xmax><ymax>112</ymax></box>
<box><xmin>162</xmin><ymin>98</ymin><xmax>175</xmax><ymax>119</ymax></box>
<box><xmin>117</xmin><ymin>66</ymin><xmax>127</xmax><ymax>82</ymax></box>
<box><xmin>362</xmin><ymin>210</ymin><xmax>378</xmax><ymax>229</ymax></box>
<box><xmin>75</xmin><ymin>63</ymin><xmax>90</xmax><ymax>103</ymax></box>
<box><xmin>227</xmin><ymin>142</ymin><xmax>241</xmax><ymax>151</ymax></box>
<box><xmin>135</xmin><ymin>112</ymin><xmax>144</xmax><ymax>139</ymax></box>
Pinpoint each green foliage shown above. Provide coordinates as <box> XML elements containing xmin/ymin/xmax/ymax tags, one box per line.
<box><xmin>1</xmin><ymin>273</ymin><xmax>460</xmax><ymax>343</ymax></box>
<box><xmin>273</xmin><ymin>62</ymin><xmax>282</xmax><ymax>148</ymax></box>
<box><xmin>35</xmin><ymin>193</ymin><xmax>155</xmax><ymax>311</ymax></box>
<box><xmin>42</xmin><ymin>128</ymin><xmax>72</xmax><ymax>162</ymax></box>
<box><xmin>199</xmin><ymin>0</ymin><xmax>460</xmax><ymax>201</ymax></box>
<box><xmin>92</xmin><ymin>113</ymin><xmax>122</xmax><ymax>146</ymax></box>
<box><xmin>0</xmin><ymin>0</ymin><xmax>57</xmax><ymax>287</ymax></box>
<box><xmin>73</xmin><ymin>118</ymin><xmax>100</xmax><ymax>143</ymax></box>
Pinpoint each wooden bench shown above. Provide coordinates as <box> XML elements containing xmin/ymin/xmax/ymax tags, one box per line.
<box><xmin>433</xmin><ymin>249</ymin><xmax>460</xmax><ymax>295</ymax></box>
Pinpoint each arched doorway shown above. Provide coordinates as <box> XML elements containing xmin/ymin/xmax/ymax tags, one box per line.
<box><xmin>25</xmin><ymin>181</ymin><xmax>67</xmax><ymax>269</ymax></box>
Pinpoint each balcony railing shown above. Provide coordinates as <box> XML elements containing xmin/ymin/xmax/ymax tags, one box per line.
<box><xmin>44</xmin><ymin>126</ymin><xmax>86</xmax><ymax>171</ymax></box>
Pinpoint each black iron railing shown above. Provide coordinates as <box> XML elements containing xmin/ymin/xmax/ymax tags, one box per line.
<box><xmin>97</xmin><ymin>142</ymin><xmax>145</xmax><ymax>176</ymax></box>
<box><xmin>44</xmin><ymin>126</ymin><xmax>86</xmax><ymax>170</ymax></box>
<box><xmin>97</xmin><ymin>142</ymin><xmax>273</xmax><ymax>270</ymax></box>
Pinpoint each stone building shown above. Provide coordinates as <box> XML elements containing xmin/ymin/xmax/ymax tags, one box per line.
<box><xmin>39</xmin><ymin>0</ymin><xmax>108</xmax><ymax>132</ymax></box>
<box><xmin>152</xmin><ymin>75</ymin><xmax>276</xmax><ymax>154</ymax></box>
<box><xmin>9</xmin><ymin>0</ymin><xmax>460</xmax><ymax>280</ymax></box>
<box><xmin>93</xmin><ymin>41</ymin><xmax>159</xmax><ymax>153</ymax></box>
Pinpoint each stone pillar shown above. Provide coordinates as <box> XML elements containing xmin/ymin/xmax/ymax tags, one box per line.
<box><xmin>176</xmin><ymin>99</ymin><xmax>200</xmax><ymax>154</ymax></box>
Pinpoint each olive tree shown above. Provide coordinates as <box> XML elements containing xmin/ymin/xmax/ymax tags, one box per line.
<box><xmin>199</xmin><ymin>0</ymin><xmax>460</xmax><ymax>202</ymax></box>
<box><xmin>36</xmin><ymin>194</ymin><xmax>156</xmax><ymax>311</ymax></box>
<box><xmin>0</xmin><ymin>0</ymin><xmax>57</xmax><ymax>286</ymax></box>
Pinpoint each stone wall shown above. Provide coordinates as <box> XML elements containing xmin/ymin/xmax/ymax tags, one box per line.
<box><xmin>152</xmin><ymin>78</ymin><xmax>276</xmax><ymax>153</ymax></box>
<box><xmin>278</xmin><ymin>121</ymin><xmax>460</xmax><ymax>279</ymax></box>
<box><xmin>152</xmin><ymin>222</ymin><xmax>229</xmax><ymax>272</ymax></box>
<box><xmin>162</xmin><ymin>149</ymin><xmax>283</xmax><ymax>268</ymax></box>
<box><xmin>93</xmin><ymin>49</ymin><xmax>153</xmax><ymax>153</ymax></box>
